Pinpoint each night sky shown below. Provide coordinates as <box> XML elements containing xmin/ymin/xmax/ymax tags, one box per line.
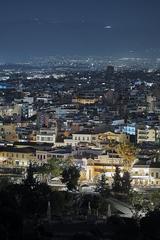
<box><xmin>0</xmin><ymin>0</ymin><xmax>160</xmax><ymax>61</ymax></box>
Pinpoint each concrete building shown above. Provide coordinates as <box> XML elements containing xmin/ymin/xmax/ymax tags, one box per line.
<box><xmin>73</xmin><ymin>97</ymin><xmax>98</xmax><ymax>105</ymax></box>
<box><xmin>131</xmin><ymin>163</ymin><xmax>160</xmax><ymax>187</ymax></box>
<box><xmin>122</xmin><ymin>124</ymin><xmax>136</xmax><ymax>136</ymax></box>
<box><xmin>55</xmin><ymin>104</ymin><xmax>79</xmax><ymax>118</ymax></box>
<box><xmin>36</xmin><ymin>127</ymin><xmax>57</xmax><ymax>144</ymax></box>
<box><xmin>36</xmin><ymin>148</ymin><xmax>72</xmax><ymax>165</ymax></box>
<box><xmin>0</xmin><ymin>147</ymin><xmax>36</xmax><ymax>167</ymax></box>
<box><xmin>0</xmin><ymin>124</ymin><xmax>18</xmax><ymax>142</ymax></box>
<box><xmin>98</xmin><ymin>132</ymin><xmax>130</xmax><ymax>144</ymax></box>
<box><xmin>0</xmin><ymin>104</ymin><xmax>21</xmax><ymax>117</ymax></box>
<box><xmin>85</xmin><ymin>151</ymin><xmax>123</xmax><ymax>183</ymax></box>
<box><xmin>71</xmin><ymin>132</ymin><xmax>98</xmax><ymax>146</ymax></box>
<box><xmin>137</xmin><ymin>127</ymin><xmax>156</xmax><ymax>143</ymax></box>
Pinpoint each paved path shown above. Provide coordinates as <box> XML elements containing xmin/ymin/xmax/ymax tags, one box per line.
<box><xmin>108</xmin><ymin>197</ymin><xmax>134</xmax><ymax>218</ymax></box>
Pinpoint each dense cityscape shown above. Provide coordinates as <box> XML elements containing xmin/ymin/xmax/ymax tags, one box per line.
<box><xmin>1</xmin><ymin>0</ymin><xmax>160</xmax><ymax>239</ymax></box>
<box><xmin>0</xmin><ymin>59</ymin><xmax>159</xmax><ymax>239</ymax></box>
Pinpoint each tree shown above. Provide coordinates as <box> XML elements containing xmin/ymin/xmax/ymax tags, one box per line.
<box><xmin>47</xmin><ymin>158</ymin><xmax>63</xmax><ymax>177</ymax></box>
<box><xmin>129</xmin><ymin>191</ymin><xmax>151</xmax><ymax>218</ymax></box>
<box><xmin>0</xmin><ymin>177</ymin><xmax>11</xmax><ymax>191</ymax></box>
<box><xmin>95</xmin><ymin>174</ymin><xmax>110</xmax><ymax>197</ymax></box>
<box><xmin>37</xmin><ymin>157</ymin><xmax>72</xmax><ymax>180</ymax></box>
<box><xmin>61</xmin><ymin>166</ymin><xmax>80</xmax><ymax>191</ymax></box>
<box><xmin>149</xmin><ymin>190</ymin><xmax>160</xmax><ymax>209</ymax></box>
<box><xmin>21</xmin><ymin>163</ymin><xmax>51</xmax><ymax>217</ymax></box>
<box><xmin>112</xmin><ymin>166</ymin><xmax>122</xmax><ymax>193</ymax></box>
<box><xmin>117</xmin><ymin>143</ymin><xmax>136</xmax><ymax>171</ymax></box>
<box><xmin>121</xmin><ymin>171</ymin><xmax>132</xmax><ymax>194</ymax></box>
<box><xmin>23</xmin><ymin>162</ymin><xmax>37</xmax><ymax>189</ymax></box>
<box><xmin>140</xmin><ymin>209</ymin><xmax>160</xmax><ymax>239</ymax></box>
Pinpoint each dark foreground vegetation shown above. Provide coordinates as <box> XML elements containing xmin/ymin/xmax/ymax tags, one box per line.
<box><xmin>0</xmin><ymin>166</ymin><xmax>160</xmax><ymax>240</ymax></box>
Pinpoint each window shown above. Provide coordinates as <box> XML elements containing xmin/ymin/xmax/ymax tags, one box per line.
<box><xmin>156</xmin><ymin>172</ymin><xmax>159</xmax><ymax>178</ymax></box>
<box><xmin>22</xmin><ymin>154</ymin><xmax>24</xmax><ymax>158</ymax></box>
<box><xmin>151</xmin><ymin>172</ymin><xmax>154</xmax><ymax>177</ymax></box>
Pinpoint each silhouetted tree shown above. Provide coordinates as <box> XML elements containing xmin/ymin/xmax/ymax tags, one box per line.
<box><xmin>112</xmin><ymin>166</ymin><xmax>122</xmax><ymax>193</ymax></box>
<box><xmin>96</xmin><ymin>174</ymin><xmax>110</xmax><ymax>197</ymax></box>
<box><xmin>62</xmin><ymin>166</ymin><xmax>80</xmax><ymax>191</ymax></box>
<box><xmin>140</xmin><ymin>209</ymin><xmax>160</xmax><ymax>240</ymax></box>
<box><xmin>0</xmin><ymin>177</ymin><xmax>11</xmax><ymax>191</ymax></box>
<box><xmin>19</xmin><ymin>163</ymin><xmax>51</xmax><ymax>217</ymax></box>
<box><xmin>108</xmin><ymin>216</ymin><xmax>140</xmax><ymax>240</ymax></box>
<box><xmin>23</xmin><ymin>162</ymin><xmax>37</xmax><ymax>189</ymax></box>
<box><xmin>37</xmin><ymin>157</ymin><xmax>72</xmax><ymax>182</ymax></box>
<box><xmin>121</xmin><ymin>171</ymin><xmax>132</xmax><ymax>194</ymax></box>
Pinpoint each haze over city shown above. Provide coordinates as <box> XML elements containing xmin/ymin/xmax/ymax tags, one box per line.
<box><xmin>0</xmin><ymin>0</ymin><xmax>160</xmax><ymax>61</ymax></box>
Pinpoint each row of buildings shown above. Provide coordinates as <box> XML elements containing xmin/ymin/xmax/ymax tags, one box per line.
<box><xmin>0</xmin><ymin>66</ymin><xmax>160</xmax><ymax>189</ymax></box>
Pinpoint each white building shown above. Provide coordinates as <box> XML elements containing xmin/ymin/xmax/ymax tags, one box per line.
<box><xmin>36</xmin><ymin>128</ymin><xmax>57</xmax><ymax>144</ymax></box>
<box><xmin>131</xmin><ymin>163</ymin><xmax>160</xmax><ymax>187</ymax></box>
<box><xmin>137</xmin><ymin>127</ymin><xmax>156</xmax><ymax>143</ymax></box>
<box><xmin>71</xmin><ymin>132</ymin><xmax>98</xmax><ymax>146</ymax></box>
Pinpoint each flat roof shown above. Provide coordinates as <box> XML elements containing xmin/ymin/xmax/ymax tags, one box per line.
<box><xmin>0</xmin><ymin>146</ymin><xmax>36</xmax><ymax>153</ymax></box>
